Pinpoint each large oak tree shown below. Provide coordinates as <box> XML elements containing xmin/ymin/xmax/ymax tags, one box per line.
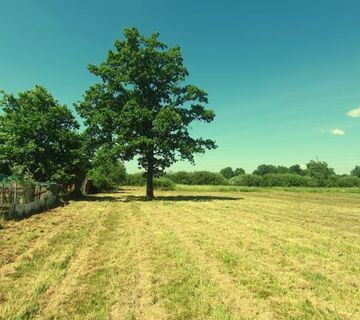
<box><xmin>77</xmin><ymin>28</ymin><xmax>216</xmax><ymax>199</ymax></box>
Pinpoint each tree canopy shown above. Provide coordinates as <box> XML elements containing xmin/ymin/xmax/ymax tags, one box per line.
<box><xmin>306</xmin><ymin>160</ymin><xmax>335</xmax><ymax>186</ymax></box>
<box><xmin>87</xmin><ymin>146</ymin><xmax>127</xmax><ymax>192</ymax></box>
<box><xmin>233</xmin><ymin>168</ymin><xmax>246</xmax><ymax>176</ymax></box>
<box><xmin>351</xmin><ymin>165</ymin><xmax>360</xmax><ymax>178</ymax></box>
<box><xmin>253</xmin><ymin>164</ymin><xmax>279</xmax><ymax>176</ymax></box>
<box><xmin>0</xmin><ymin>86</ymin><xmax>86</xmax><ymax>187</ymax></box>
<box><xmin>219</xmin><ymin>167</ymin><xmax>234</xmax><ymax>179</ymax></box>
<box><xmin>76</xmin><ymin>28</ymin><xmax>216</xmax><ymax>199</ymax></box>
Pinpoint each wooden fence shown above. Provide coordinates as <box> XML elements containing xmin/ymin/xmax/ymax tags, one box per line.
<box><xmin>0</xmin><ymin>182</ymin><xmax>59</xmax><ymax>219</ymax></box>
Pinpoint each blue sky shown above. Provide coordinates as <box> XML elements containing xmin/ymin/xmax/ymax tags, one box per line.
<box><xmin>1</xmin><ymin>0</ymin><xmax>359</xmax><ymax>174</ymax></box>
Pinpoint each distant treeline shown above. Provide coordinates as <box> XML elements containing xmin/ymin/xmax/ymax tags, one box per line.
<box><xmin>126</xmin><ymin>161</ymin><xmax>360</xmax><ymax>188</ymax></box>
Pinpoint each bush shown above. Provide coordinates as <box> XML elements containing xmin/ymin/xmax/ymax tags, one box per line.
<box><xmin>166</xmin><ymin>171</ymin><xmax>227</xmax><ymax>185</ymax></box>
<box><xmin>153</xmin><ymin>177</ymin><xmax>175</xmax><ymax>190</ymax></box>
<box><xmin>87</xmin><ymin>160</ymin><xmax>126</xmax><ymax>192</ymax></box>
<box><xmin>233</xmin><ymin>168</ymin><xmax>245</xmax><ymax>176</ymax></box>
<box><xmin>219</xmin><ymin>167</ymin><xmax>234</xmax><ymax>179</ymax></box>
<box><xmin>351</xmin><ymin>166</ymin><xmax>360</xmax><ymax>178</ymax></box>
<box><xmin>189</xmin><ymin>171</ymin><xmax>228</xmax><ymax>185</ymax></box>
<box><xmin>306</xmin><ymin>160</ymin><xmax>335</xmax><ymax>187</ymax></box>
<box><xmin>262</xmin><ymin>174</ymin><xmax>317</xmax><ymax>187</ymax></box>
<box><xmin>229</xmin><ymin>174</ymin><xmax>263</xmax><ymax>187</ymax></box>
<box><xmin>126</xmin><ymin>173</ymin><xmax>146</xmax><ymax>186</ymax></box>
<box><xmin>166</xmin><ymin>171</ymin><xmax>192</xmax><ymax>184</ymax></box>
<box><xmin>334</xmin><ymin>175</ymin><xmax>360</xmax><ymax>187</ymax></box>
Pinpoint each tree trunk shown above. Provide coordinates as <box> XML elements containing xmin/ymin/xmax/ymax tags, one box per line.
<box><xmin>146</xmin><ymin>171</ymin><xmax>154</xmax><ymax>200</ymax></box>
<box><xmin>145</xmin><ymin>152</ymin><xmax>155</xmax><ymax>200</ymax></box>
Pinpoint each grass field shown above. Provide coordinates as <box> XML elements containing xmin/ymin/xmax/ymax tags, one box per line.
<box><xmin>0</xmin><ymin>187</ymin><xmax>359</xmax><ymax>319</ymax></box>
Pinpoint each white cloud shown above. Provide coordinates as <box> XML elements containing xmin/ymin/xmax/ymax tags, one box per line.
<box><xmin>331</xmin><ymin>128</ymin><xmax>346</xmax><ymax>136</ymax></box>
<box><xmin>347</xmin><ymin>107</ymin><xmax>360</xmax><ymax>118</ymax></box>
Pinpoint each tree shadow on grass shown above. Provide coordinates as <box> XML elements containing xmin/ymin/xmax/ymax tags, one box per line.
<box><xmin>70</xmin><ymin>195</ymin><xmax>119</xmax><ymax>202</ymax></box>
<box><xmin>124</xmin><ymin>195</ymin><xmax>243</xmax><ymax>202</ymax></box>
<box><xmin>70</xmin><ymin>193</ymin><xmax>242</xmax><ymax>203</ymax></box>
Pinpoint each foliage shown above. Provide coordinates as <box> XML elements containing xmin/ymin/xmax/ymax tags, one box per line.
<box><xmin>0</xmin><ymin>86</ymin><xmax>86</xmax><ymax>188</ymax></box>
<box><xmin>76</xmin><ymin>28</ymin><xmax>216</xmax><ymax>199</ymax></box>
<box><xmin>165</xmin><ymin>171</ymin><xmax>193</xmax><ymax>185</ymax></box>
<box><xmin>306</xmin><ymin>160</ymin><xmax>335</xmax><ymax>187</ymax></box>
<box><xmin>233</xmin><ymin>168</ymin><xmax>245</xmax><ymax>176</ymax></box>
<box><xmin>253</xmin><ymin>164</ymin><xmax>306</xmax><ymax>176</ymax></box>
<box><xmin>276</xmin><ymin>165</ymin><xmax>289</xmax><ymax>174</ymax></box>
<box><xmin>189</xmin><ymin>171</ymin><xmax>227</xmax><ymax>185</ymax></box>
<box><xmin>288</xmin><ymin>164</ymin><xmax>305</xmax><ymax>176</ymax></box>
<box><xmin>334</xmin><ymin>175</ymin><xmax>360</xmax><ymax>187</ymax></box>
<box><xmin>166</xmin><ymin>171</ymin><xmax>227</xmax><ymax>185</ymax></box>
<box><xmin>229</xmin><ymin>174</ymin><xmax>263</xmax><ymax>187</ymax></box>
<box><xmin>87</xmin><ymin>148</ymin><xmax>126</xmax><ymax>192</ymax></box>
<box><xmin>253</xmin><ymin>164</ymin><xmax>282</xmax><ymax>176</ymax></box>
<box><xmin>153</xmin><ymin>177</ymin><xmax>175</xmax><ymax>190</ymax></box>
<box><xmin>164</xmin><ymin>169</ymin><xmax>360</xmax><ymax>188</ymax></box>
<box><xmin>126</xmin><ymin>173</ymin><xmax>146</xmax><ymax>186</ymax></box>
<box><xmin>176</xmin><ymin>184</ymin><xmax>360</xmax><ymax>193</ymax></box>
<box><xmin>219</xmin><ymin>167</ymin><xmax>234</xmax><ymax>179</ymax></box>
<box><xmin>351</xmin><ymin>166</ymin><xmax>360</xmax><ymax>178</ymax></box>
<box><xmin>262</xmin><ymin>174</ymin><xmax>317</xmax><ymax>187</ymax></box>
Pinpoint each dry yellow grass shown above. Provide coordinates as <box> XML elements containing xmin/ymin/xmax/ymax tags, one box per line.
<box><xmin>0</xmin><ymin>187</ymin><xmax>359</xmax><ymax>319</ymax></box>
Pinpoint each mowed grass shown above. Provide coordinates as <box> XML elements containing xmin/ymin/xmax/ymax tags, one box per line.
<box><xmin>0</xmin><ymin>188</ymin><xmax>359</xmax><ymax>319</ymax></box>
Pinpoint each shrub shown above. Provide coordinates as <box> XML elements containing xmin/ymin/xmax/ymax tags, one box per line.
<box><xmin>153</xmin><ymin>177</ymin><xmax>175</xmax><ymax>190</ymax></box>
<box><xmin>233</xmin><ymin>168</ymin><xmax>245</xmax><ymax>176</ymax></box>
<box><xmin>262</xmin><ymin>174</ymin><xmax>317</xmax><ymax>187</ymax></box>
<box><xmin>229</xmin><ymin>174</ymin><xmax>263</xmax><ymax>187</ymax></box>
<box><xmin>334</xmin><ymin>175</ymin><xmax>360</xmax><ymax>187</ymax></box>
<box><xmin>351</xmin><ymin>166</ymin><xmax>360</xmax><ymax>178</ymax></box>
<box><xmin>166</xmin><ymin>171</ymin><xmax>192</xmax><ymax>184</ymax></box>
<box><xmin>126</xmin><ymin>173</ymin><xmax>146</xmax><ymax>186</ymax></box>
<box><xmin>167</xmin><ymin>171</ymin><xmax>227</xmax><ymax>185</ymax></box>
<box><xmin>188</xmin><ymin>171</ymin><xmax>228</xmax><ymax>185</ymax></box>
<box><xmin>306</xmin><ymin>160</ymin><xmax>335</xmax><ymax>187</ymax></box>
<box><xmin>87</xmin><ymin>160</ymin><xmax>126</xmax><ymax>192</ymax></box>
<box><xmin>219</xmin><ymin>167</ymin><xmax>234</xmax><ymax>179</ymax></box>
<box><xmin>253</xmin><ymin>164</ymin><xmax>280</xmax><ymax>176</ymax></box>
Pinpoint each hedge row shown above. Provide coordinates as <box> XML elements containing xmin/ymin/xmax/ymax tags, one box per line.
<box><xmin>229</xmin><ymin>174</ymin><xmax>360</xmax><ymax>187</ymax></box>
<box><xmin>126</xmin><ymin>171</ymin><xmax>227</xmax><ymax>186</ymax></box>
<box><xmin>126</xmin><ymin>172</ymin><xmax>360</xmax><ymax>188</ymax></box>
<box><xmin>125</xmin><ymin>173</ymin><xmax>175</xmax><ymax>190</ymax></box>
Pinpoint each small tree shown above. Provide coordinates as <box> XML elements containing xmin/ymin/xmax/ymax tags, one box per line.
<box><xmin>0</xmin><ymin>86</ymin><xmax>86</xmax><ymax>188</ymax></box>
<box><xmin>306</xmin><ymin>160</ymin><xmax>335</xmax><ymax>186</ymax></box>
<box><xmin>77</xmin><ymin>28</ymin><xmax>216</xmax><ymax>199</ymax></box>
<box><xmin>351</xmin><ymin>165</ymin><xmax>360</xmax><ymax>178</ymax></box>
<box><xmin>253</xmin><ymin>164</ymin><xmax>278</xmax><ymax>176</ymax></box>
<box><xmin>87</xmin><ymin>146</ymin><xmax>127</xmax><ymax>192</ymax></box>
<box><xmin>277</xmin><ymin>165</ymin><xmax>289</xmax><ymax>174</ymax></box>
<box><xmin>219</xmin><ymin>167</ymin><xmax>234</xmax><ymax>179</ymax></box>
<box><xmin>233</xmin><ymin>168</ymin><xmax>245</xmax><ymax>176</ymax></box>
<box><xmin>289</xmin><ymin>164</ymin><xmax>304</xmax><ymax>176</ymax></box>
